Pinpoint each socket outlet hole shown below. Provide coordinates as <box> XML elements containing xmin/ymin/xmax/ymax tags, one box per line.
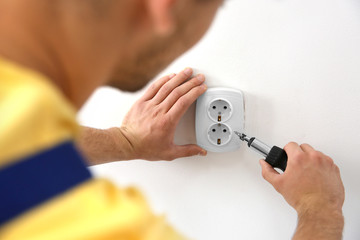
<box><xmin>207</xmin><ymin>123</ymin><xmax>231</xmax><ymax>146</ymax></box>
<box><xmin>208</xmin><ymin>99</ymin><xmax>232</xmax><ymax>122</ymax></box>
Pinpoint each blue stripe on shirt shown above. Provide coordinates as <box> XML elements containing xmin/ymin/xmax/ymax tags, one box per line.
<box><xmin>0</xmin><ymin>141</ymin><xmax>91</xmax><ymax>225</ymax></box>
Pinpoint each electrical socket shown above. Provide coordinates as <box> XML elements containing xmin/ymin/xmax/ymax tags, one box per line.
<box><xmin>196</xmin><ymin>87</ymin><xmax>244</xmax><ymax>153</ymax></box>
<box><xmin>207</xmin><ymin>123</ymin><xmax>232</xmax><ymax>146</ymax></box>
<box><xmin>208</xmin><ymin>99</ymin><xmax>232</xmax><ymax>122</ymax></box>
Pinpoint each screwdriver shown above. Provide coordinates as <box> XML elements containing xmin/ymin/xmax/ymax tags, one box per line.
<box><xmin>234</xmin><ymin>131</ymin><xmax>288</xmax><ymax>171</ymax></box>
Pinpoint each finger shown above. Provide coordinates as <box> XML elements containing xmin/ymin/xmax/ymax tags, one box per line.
<box><xmin>141</xmin><ymin>73</ymin><xmax>176</xmax><ymax>101</ymax></box>
<box><xmin>260</xmin><ymin>159</ymin><xmax>280</xmax><ymax>185</ymax></box>
<box><xmin>334</xmin><ymin>164</ymin><xmax>342</xmax><ymax>177</ymax></box>
<box><xmin>168</xmin><ymin>144</ymin><xmax>207</xmax><ymax>160</ymax></box>
<box><xmin>167</xmin><ymin>84</ymin><xmax>207</xmax><ymax>122</ymax></box>
<box><xmin>152</xmin><ymin>68</ymin><xmax>193</xmax><ymax>104</ymax></box>
<box><xmin>161</xmin><ymin>74</ymin><xmax>205</xmax><ymax>112</ymax></box>
<box><xmin>300</xmin><ymin>143</ymin><xmax>315</xmax><ymax>153</ymax></box>
<box><xmin>284</xmin><ymin>142</ymin><xmax>303</xmax><ymax>157</ymax></box>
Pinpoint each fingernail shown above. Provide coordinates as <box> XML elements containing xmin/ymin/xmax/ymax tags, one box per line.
<box><xmin>168</xmin><ymin>73</ymin><xmax>176</xmax><ymax>78</ymax></box>
<box><xmin>199</xmin><ymin>150</ymin><xmax>207</xmax><ymax>156</ymax></box>
<box><xmin>201</xmin><ymin>84</ymin><xmax>207</xmax><ymax>90</ymax></box>
<box><xmin>197</xmin><ymin>74</ymin><xmax>205</xmax><ymax>82</ymax></box>
<box><xmin>183</xmin><ymin>67</ymin><xmax>192</xmax><ymax>76</ymax></box>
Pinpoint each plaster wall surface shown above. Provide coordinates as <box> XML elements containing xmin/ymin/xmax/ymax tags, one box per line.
<box><xmin>79</xmin><ymin>0</ymin><xmax>360</xmax><ymax>239</ymax></box>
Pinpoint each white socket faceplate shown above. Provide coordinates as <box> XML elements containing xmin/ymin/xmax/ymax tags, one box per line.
<box><xmin>196</xmin><ymin>87</ymin><xmax>244</xmax><ymax>153</ymax></box>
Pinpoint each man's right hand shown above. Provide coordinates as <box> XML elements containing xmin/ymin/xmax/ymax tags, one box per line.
<box><xmin>260</xmin><ymin>142</ymin><xmax>345</xmax><ymax>240</ymax></box>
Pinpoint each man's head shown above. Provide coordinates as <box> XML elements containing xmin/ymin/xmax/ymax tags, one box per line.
<box><xmin>0</xmin><ymin>0</ymin><xmax>223</xmax><ymax>106</ymax></box>
<box><xmin>106</xmin><ymin>0</ymin><xmax>224</xmax><ymax>92</ymax></box>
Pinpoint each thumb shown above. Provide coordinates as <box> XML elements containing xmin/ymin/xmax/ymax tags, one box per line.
<box><xmin>260</xmin><ymin>159</ymin><xmax>280</xmax><ymax>186</ymax></box>
<box><xmin>170</xmin><ymin>144</ymin><xmax>207</xmax><ymax>159</ymax></box>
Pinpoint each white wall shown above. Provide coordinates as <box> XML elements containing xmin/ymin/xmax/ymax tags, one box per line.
<box><xmin>78</xmin><ymin>0</ymin><xmax>360</xmax><ymax>239</ymax></box>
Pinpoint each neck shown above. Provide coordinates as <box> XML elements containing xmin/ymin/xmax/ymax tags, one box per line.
<box><xmin>0</xmin><ymin>1</ymin><xmax>133</xmax><ymax>108</ymax></box>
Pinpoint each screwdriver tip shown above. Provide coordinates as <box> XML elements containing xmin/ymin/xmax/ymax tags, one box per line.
<box><xmin>234</xmin><ymin>131</ymin><xmax>246</xmax><ymax>141</ymax></box>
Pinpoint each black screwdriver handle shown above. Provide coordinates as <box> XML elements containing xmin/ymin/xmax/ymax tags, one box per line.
<box><xmin>265</xmin><ymin>146</ymin><xmax>288</xmax><ymax>172</ymax></box>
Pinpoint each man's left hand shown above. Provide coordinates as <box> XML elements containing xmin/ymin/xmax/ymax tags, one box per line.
<box><xmin>118</xmin><ymin>67</ymin><xmax>207</xmax><ymax>160</ymax></box>
<box><xmin>79</xmin><ymin>68</ymin><xmax>207</xmax><ymax>165</ymax></box>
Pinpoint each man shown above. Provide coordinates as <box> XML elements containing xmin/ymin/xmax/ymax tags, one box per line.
<box><xmin>0</xmin><ymin>0</ymin><xmax>344</xmax><ymax>239</ymax></box>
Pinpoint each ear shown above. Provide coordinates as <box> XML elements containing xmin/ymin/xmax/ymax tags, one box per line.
<box><xmin>146</xmin><ymin>0</ymin><xmax>176</xmax><ymax>35</ymax></box>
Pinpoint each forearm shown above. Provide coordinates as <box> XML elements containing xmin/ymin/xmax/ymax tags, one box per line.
<box><xmin>77</xmin><ymin>127</ymin><xmax>135</xmax><ymax>165</ymax></box>
<box><xmin>293</xmin><ymin>208</ymin><xmax>344</xmax><ymax>240</ymax></box>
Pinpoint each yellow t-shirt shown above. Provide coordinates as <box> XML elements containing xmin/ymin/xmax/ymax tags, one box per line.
<box><xmin>0</xmin><ymin>57</ymin><xmax>185</xmax><ymax>240</ymax></box>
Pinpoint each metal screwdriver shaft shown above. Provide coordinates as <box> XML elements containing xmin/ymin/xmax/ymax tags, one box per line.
<box><xmin>234</xmin><ymin>131</ymin><xmax>288</xmax><ymax>171</ymax></box>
